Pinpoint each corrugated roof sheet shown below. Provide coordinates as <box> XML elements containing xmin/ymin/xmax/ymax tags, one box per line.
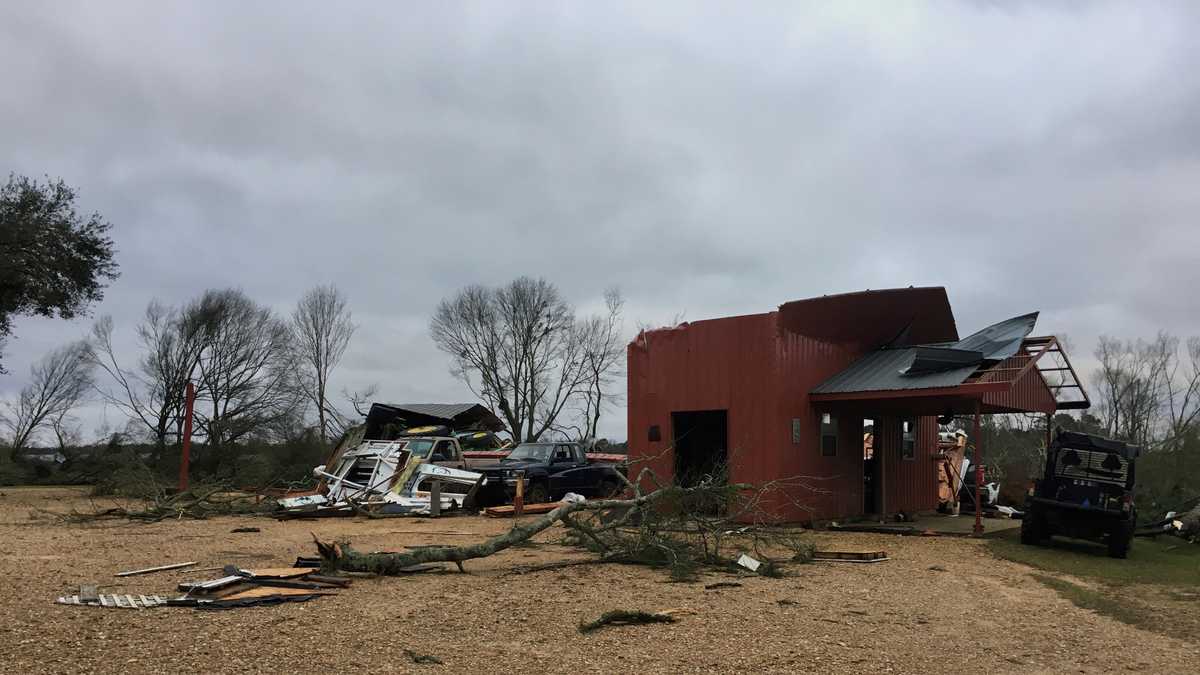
<box><xmin>811</xmin><ymin>347</ymin><xmax>980</xmax><ymax>394</ymax></box>
<box><xmin>381</xmin><ymin>403</ymin><xmax>482</xmax><ymax>419</ymax></box>
<box><xmin>812</xmin><ymin>312</ymin><xmax>1041</xmax><ymax>395</ymax></box>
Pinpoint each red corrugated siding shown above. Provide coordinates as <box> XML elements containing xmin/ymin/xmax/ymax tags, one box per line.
<box><xmin>627</xmin><ymin>307</ymin><xmax>946</xmax><ymax>522</ymax></box>
<box><xmin>982</xmin><ymin>357</ymin><xmax>1057</xmax><ymax>415</ymax></box>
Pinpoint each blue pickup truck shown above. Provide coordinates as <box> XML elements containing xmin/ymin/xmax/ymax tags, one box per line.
<box><xmin>471</xmin><ymin>441</ymin><xmax>625</xmax><ymax>505</ymax></box>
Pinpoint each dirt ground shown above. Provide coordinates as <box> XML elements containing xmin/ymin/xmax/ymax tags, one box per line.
<box><xmin>2</xmin><ymin>486</ymin><xmax>1197</xmax><ymax>674</ymax></box>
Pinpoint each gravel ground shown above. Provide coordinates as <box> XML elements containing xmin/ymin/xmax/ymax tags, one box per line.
<box><xmin>2</xmin><ymin>486</ymin><xmax>1197</xmax><ymax>674</ymax></box>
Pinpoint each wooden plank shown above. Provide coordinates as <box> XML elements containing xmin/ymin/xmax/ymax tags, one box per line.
<box><xmin>242</xmin><ymin>567</ymin><xmax>314</xmax><ymax>579</ymax></box>
<box><xmin>484</xmin><ymin>502</ymin><xmax>561</xmax><ymax>517</ymax></box>
<box><xmin>115</xmin><ymin>561</ymin><xmax>198</xmax><ymax>577</ymax></box>
<box><xmin>218</xmin><ymin>586</ymin><xmax>335</xmax><ymax>601</ymax></box>
<box><xmin>812</xmin><ymin>550</ymin><xmax>887</xmax><ymax>561</ymax></box>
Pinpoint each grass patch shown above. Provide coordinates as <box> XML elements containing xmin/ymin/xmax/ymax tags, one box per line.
<box><xmin>987</xmin><ymin>528</ymin><xmax>1200</xmax><ymax>587</ymax></box>
<box><xmin>1032</xmin><ymin>575</ymin><xmax>1156</xmax><ymax>631</ymax></box>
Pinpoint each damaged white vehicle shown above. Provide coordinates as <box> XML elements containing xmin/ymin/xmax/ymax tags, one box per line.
<box><xmin>278</xmin><ymin>436</ymin><xmax>486</xmax><ymax>515</ymax></box>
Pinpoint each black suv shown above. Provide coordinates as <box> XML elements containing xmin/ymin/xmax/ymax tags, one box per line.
<box><xmin>1022</xmin><ymin>430</ymin><xmax>1139</xmax><ymax>558</ymax></box>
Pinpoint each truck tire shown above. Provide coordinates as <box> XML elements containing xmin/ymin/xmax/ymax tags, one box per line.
<box><xmin>525</xmin><ymin>481</ymin><xmax>550</xmax><ymax>505</ymax></box>
<box><xmin>1021</xmin><ymin>508</ymin><xmax>1044</xmax><ymax>545</ymax></box>
<box><xmin>1107</xmin><ymin>519</ymin><xmax>1133</xmax><ymax>559</ymax></box>
<box><xmin>598</xmin><ymin>477</ymin><xmax>622</xmax><ymax>499</ymax></box>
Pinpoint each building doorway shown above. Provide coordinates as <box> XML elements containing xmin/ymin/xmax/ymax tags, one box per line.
<box><xmin>863</xmin><ymin>417</ymin><xmax>878</xmax><ymax>515</ymax></box>
<box><xmin>671</xmin><ymin>410</ymin><xmax>728</xmax><ymax>488</ymax></box>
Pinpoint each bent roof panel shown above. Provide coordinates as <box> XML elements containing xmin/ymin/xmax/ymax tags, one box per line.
<box><xmin>811</xmin><ymin>347</ymin><xmax>980</xmax><ymax>394</ymax></box>
<box><xmin>953</xmin><ymin>312</ymin><xmax>1039</xmax><ymax>361</ymax></box>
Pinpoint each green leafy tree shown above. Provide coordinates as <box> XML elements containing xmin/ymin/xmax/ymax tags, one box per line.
<box><xmin>0</xmin><ymin>175</ymin><xmax>119</xmax><ymax>372</ymax></box>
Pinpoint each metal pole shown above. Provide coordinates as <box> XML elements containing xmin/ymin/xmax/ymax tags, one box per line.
<box><xmin>178</xmin><ymin>381</ymin><xmax>194</xmax><ymax>493</ymax></box>
<box><xmin>973</xmin><ymin>401</ymin><xmax>983</xmax><ymax>536</ymax></box>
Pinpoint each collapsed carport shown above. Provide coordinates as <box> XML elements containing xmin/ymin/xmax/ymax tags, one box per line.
<box><xmin>810</xmin><ymin>312</ymin><xmax>1091</xmax><ymax>533</ymax></box>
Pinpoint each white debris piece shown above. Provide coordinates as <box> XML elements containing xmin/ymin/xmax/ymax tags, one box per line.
<box><xmin>736</xmin><ymin>553</ymin><xmax>761</xmax><ymax>572</ymax></box>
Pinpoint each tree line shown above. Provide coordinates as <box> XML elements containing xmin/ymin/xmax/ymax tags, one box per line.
<box><xmin>980</xmin><ymin>333</ymin><xmax>1200</xmax><ymax>517</ymax></box>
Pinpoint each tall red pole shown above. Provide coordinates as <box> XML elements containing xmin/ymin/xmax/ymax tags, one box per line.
<box><xmin>973</xmin><ymin>401</ymin><xmax>984</xmax><ymax>535</ymax></box>
<box><xmin>178</xmin><ymin>381</ymin><xmax>194</xmax><ymax>493</ymax></box>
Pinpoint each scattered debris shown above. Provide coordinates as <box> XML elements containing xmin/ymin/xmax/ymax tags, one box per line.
<box><xmin>57</xmin><ymin>593</ymin><xmax>169</xmax><ymax>609</ymax></box>
<box><xmin>928</xmin><ymin>564</ymin><xmax>948</xmax><ymax>572</ymax></box>
<box><xmin>736</xmin><ymin>553</ymin><xmax>762</xmax><ymax>572</ymax></box>
<box><xmin>579</xmin><ymin>609</ymin><xmax>680</xmax><ymax>633</ymax></box>
<box><xmin>51</xmin><ymin>485</ymin><xmax>269</xmax><ymax>523</ymax></box>
<box><xmin>812</xmin><ymin>550</ymin><xmax>889</xmax><ymax>563</ymax></box>
<box><xmin>828</xmin><ymin>522</ymin><xmax>930</xmax><ymax>536</ymax></box>
<box><xmin>704</xmin><ymin>581</ymin><xmax>743</xmax><ymax>590</ymax></box>
<box><xmin>115</xmin><ymin>561</ymin><xmax>198</xmax><ymax>577</ymax></box>
<box><xmin>230</xmin><ymin>526</ymin><xmax>261</xmax><ymax>533</ymax></box>
<box><xmin>776</xmin><ymin>599</ymin><xmax>798</xmax><ymax>606</ymax></box>
<box><xmin>169</xmin><ymin>565</ymin><xmax>349</xmax><ymax>609</ymax></box>
<box><xmin>404</xmin><ymin>649</ymin><xmax>444</xmax><ymax>665</ymax></box>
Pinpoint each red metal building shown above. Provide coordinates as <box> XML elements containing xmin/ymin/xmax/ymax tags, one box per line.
<box><xmin>626</xmin><ymin>287</ymin><xmax>1087</xmax><ymax>523</ymax></box>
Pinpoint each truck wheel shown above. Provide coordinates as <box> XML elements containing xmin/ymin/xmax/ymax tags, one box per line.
<box><xmin>525</xmin><ymin>482</ymin><xmax>550</xmax><ymax>505</ymax></box>
<box><xmin>1021</xmin><ymin>510</ymin><xmax>1044</xmax><ymax>545</ymax></box>
<box><xmin>1107</xmin><ymin>521</ymin><xmax>1133</xmax><ymax>559</ymax></box>
<box><xmin>598</xmin><ymin>478</ymin><xmax>622</xmax><ymax>499</ymax></box>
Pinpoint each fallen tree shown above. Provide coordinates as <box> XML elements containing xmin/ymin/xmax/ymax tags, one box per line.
<box><xmin>47</xmin><ymin>484</ymin><xmax>271</xmax><ymax>523</ymax></box>
<box><xmin>315</xmin><ymin>466</ymin><xmax>825</xmax><ymax>579</ymax></box>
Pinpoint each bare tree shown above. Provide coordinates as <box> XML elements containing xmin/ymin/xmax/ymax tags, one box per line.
<box><xmin>1092</xmin><ymin>332</ymin><xmax>1200</xmax><ymax>450</ymax></box>
<box><xmin>1093</xmin><ymin>334</ymin><xmax>1171</xmax><ymax>447</ymax></box>
<box><xmin>1160</xmin><ymin>336</ymin><xmax>1200</xmax><ymax>451</ymax></box>
<box><xmin>1</xmin><ymin>341</ymin><xmax>94</xmax><ymax>460</ymax></box>
<box><xmin>186</xmin><ymin>289</ymin><xmax>299</xmax><ymax>450</ymax></box>
<box><xmin>575</xmin><ymin>288</ymin><xmax>625</xmax><ymax>440</ymax></box>
<box><xmin>431</xmin><ymin>277</ymin><xmax>592</xmax><ymax>442</ymax></box>
<box><xmin>90</xmin><ymin>302</ymin><xmax>206</xmax><ymax>455</ymax></box>
<box><xmin>291</xmin><ymin>285</ymin><xmax>356</xmax><ymax>444</ymax></box>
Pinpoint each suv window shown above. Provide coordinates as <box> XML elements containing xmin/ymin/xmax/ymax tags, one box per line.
<box><xmin>553</xmin><ymin>445</ymin><xmax>574</xmax><ymax>462</ymax></box>
<box><xmin>433</xmin><ymin>440</ymin><xmax>458</xmax><ymax>461</ymax></box>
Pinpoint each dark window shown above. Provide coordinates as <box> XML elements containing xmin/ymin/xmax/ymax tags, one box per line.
<box><xmin>433</xmin><ymin>440</ymin><xmax>458</xmax><ymax>461</ymax></box>
<box><xmin>820</xmin><ymin>413</ymin><xmax>838</xmax><ymax>456</ymax></box>
<box><xmin>901</xmin><ymin>420</ymin><xmax>916</xmax><ymax>460</ymax></box>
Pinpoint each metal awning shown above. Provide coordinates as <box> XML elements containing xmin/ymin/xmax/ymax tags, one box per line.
<box><xmin>811</xmin><ymin>317</ymin><xmax>1089</xmax><ymax>416</ymax></box>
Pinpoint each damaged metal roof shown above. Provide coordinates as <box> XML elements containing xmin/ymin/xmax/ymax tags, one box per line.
<box><xmin>812</xmin><ymin>312</ymin><xmax>1040</xmax><ymax>395</ymax></box>
<box><xmin>811</xmin><ymin>347</ymin><xmax>982</xmax><ymax>394</ymax></box>
<box><xmin>365</xmin><ymin>402</ymin><xmax>506</xmax><ymax>434</ymax></box>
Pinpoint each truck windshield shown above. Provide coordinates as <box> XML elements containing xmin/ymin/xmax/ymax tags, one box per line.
<box><xmin>505</xmin><ymin>444</ymin><xmax>553</xmax><ymax>461</ymax></box>
<box><xmin>403</xmin><ymin>439</ymin><xmax>435</xmax><ymax>458</ymax></box>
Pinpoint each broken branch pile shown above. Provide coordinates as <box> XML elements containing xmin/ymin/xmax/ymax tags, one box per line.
<box><xmin>314</xmin><ymin>465</ymin><xmax>822</xmax><ymax>580</ymax></box>
<box><xmin>48</xmin><ymin>484</ymin><xmax>272</xmax><ymax>523</ymax></box>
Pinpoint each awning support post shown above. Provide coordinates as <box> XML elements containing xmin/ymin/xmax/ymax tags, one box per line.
<box><xmin>973</xmin><ymin>402</ymin><xmax>983</xmax><ymax>536</ymax></box>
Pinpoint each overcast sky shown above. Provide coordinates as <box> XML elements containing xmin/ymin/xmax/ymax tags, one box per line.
<box><xmin>3</xmin><ymin>2</ymin><xmax>1199</xmax><ymax>443</ymax></box>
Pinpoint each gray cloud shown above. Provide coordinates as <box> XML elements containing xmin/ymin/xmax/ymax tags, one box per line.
<box><xmin>3</xmin><ymin>2</ymin><xmax>1200</xmax><ymax>442</ymax></box>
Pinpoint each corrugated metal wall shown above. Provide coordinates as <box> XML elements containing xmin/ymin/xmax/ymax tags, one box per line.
<box><xmin>627</xmin><ymin>310</ymin><xmax>943</xmax><ymax>522</ymax></box>
<box><xmin>982</xmin><ymin>356</ymin><xmax>1057</xmax><ymax>414</ymax></box>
